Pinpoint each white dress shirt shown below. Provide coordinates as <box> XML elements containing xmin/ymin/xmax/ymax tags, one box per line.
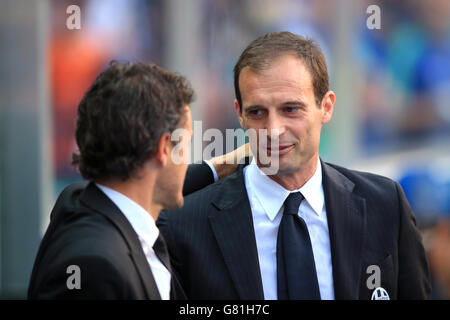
<box><xmin>96</xmin><ymin>184</ymin><xmax>171</xmax><ymax>300</ymax></box>
<box><xmin>244</xmin><ymin>158</ymin><xmax>335</xmax><ymax>300</ymax></box>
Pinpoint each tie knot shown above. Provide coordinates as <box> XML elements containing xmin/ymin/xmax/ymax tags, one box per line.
<box><xmin>283</xmin><ymin>192</ymin><xmax>304</xmax><ymax>215</ymax></box>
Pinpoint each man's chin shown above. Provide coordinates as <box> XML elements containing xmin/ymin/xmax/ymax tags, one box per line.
<box><xmin>164</xmin><ymin>196</ymin><xmax>184</xmax><ymax>211</ymax></box>
<box><xmin>256</xmin><ymin>156</ymin><xmax>296</xmax><ymax>176</ymax></box>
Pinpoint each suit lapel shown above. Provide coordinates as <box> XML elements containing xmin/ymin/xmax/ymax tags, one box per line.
<box><xmin>208</xmin><ymin>165</ymin><xmax>265</xmax><ymax>299</ymax></box>
<box><xmin>79</xmin><ymin>182</ymin><xmax>161</xmax><ymax>300</ymax></box>
<box><xmin>321</xmin><ymin>161</ymin><xmax>366</xmax><ymax>299</ymax></box>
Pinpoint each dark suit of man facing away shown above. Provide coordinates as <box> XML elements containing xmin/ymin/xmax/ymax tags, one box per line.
<box><xmin>28</xmin><ymin>160</ymin><xmax>218</xmax><ymax>299</ymax></box>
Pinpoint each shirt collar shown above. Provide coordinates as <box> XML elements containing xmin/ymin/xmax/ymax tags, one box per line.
<box><xmin>96</xmin><ymin>183</ymin><xmax>159</xmax><ymax>247</ymax></box>
<box><xmin>247</xmin><ymin>157</ymin><xmax>324</xmax><ymax>221</ymax></box>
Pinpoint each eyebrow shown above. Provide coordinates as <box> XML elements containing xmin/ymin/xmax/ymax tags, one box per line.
<box><xmin>244</xmin><ymin>101</ymin><xmax>306</xmax><ymax>110</ymax></box>
<box><xmin>244</xmin><ymin>104</ymin><xmax>265</xmax><ymax>110</ymax></box>
<box><xmin>281</xmin><ymin>101</ymin><xmax>306</xmax><ymax>107</ymax></box>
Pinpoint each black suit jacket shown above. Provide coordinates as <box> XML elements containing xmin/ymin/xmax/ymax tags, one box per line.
<box><xmin>157</xmin><ymin>160</ymin><xmax>431</xmax><ymax>300</ymax></box>
<box><xmin>28</xmin><ymin>182</ymin><xmax>190</xmax><ymax>300</ymax></box>
<box><xmin>28</xmin><ymin>162</ymin><xmax>213</xmax><ymax>300</ymax></box>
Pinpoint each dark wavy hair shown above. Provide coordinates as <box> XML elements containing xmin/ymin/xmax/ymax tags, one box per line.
<box><xmin>234</xmin><ymin>31</ymin><xmax>329</xmax><ymax>110</ymax></box>
<box><xmin>72</xmin><ymin>61</ymin><xmax>194</xmax><ymax>181</ymax></box>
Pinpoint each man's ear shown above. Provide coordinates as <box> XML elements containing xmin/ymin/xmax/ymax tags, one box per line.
<box><xmin>154</xmin><ymin>133</ymin><xmax>172</xmax><ymax>167</ymax></box>
<box><xmin>235</xmin><ymin>99</ymin><xmax>244</xmax><ymax>128</ymax></box>
<box><xmin>320</xmin><ymin>91</ymin><xmax>335</xmax><ymax>124</ymax></box>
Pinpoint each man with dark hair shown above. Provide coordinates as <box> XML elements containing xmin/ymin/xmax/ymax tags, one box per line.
<box><xmin>28</xmin><ymin>61</ymin><xmax>196</xmax><ymax>299</ymax></box>
<box><xmin>157</xmin><ymin>32</ymin><xmax>431</xmax><ymax>300</ymax></box>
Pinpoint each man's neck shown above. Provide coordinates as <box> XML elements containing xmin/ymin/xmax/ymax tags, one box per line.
<box><xmin>266</xmin><ymin>154</ymin><xmax>319</xmax><ymax>191</ymax></box>
<box><xmin>97</xmin><ymin>176</ymin><xmax>159</xmax><ymax>221</ymax></box>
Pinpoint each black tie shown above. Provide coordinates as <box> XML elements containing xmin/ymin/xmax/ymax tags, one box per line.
<box><xmin>153</xmin><ymin>233</ymin><xmax>187</xmax><ymax>300</ymax></box>
<box><xmin>153</xmin><ymin>233</ymin><xmax>172</xmax><ymax>273</ymax></box>
<box><xmin>276</xmin><ymin>192</ymin><xmax>321</xmax><ymax>300</ymax></box>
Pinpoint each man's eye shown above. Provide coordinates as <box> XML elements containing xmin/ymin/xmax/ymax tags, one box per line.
<box><xmin>249</xmin><ymin>109</ymin><xmax>263</xmax><ymax>115</ymax></box>
<box><xmin>284</xmin><ymin>107</ymin><xmax>299</xmax><ymax>113</ymax></box>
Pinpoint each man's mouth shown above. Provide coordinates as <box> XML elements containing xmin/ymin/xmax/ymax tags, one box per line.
<box><xmin>266</xmin><ymin>144</ymin><xmax>295</xmax><ymax>156</ymax></box>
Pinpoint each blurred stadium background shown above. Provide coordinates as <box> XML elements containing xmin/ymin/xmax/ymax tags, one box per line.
<box><xmin>0</xmin><ymin>0</ymin><xmax>449</xmax><ymax>299</ymax></box>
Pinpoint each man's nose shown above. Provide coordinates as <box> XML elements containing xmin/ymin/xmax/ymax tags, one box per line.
<box><xmin>265</xmin><ymin>112</ymin><xmax>285</xmax><ymax>139</ymax></box>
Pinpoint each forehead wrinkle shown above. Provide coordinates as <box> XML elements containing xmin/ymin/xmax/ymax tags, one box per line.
<box><xmin>243</xmin><ymin>82</ymin><xmax>311</xmax><ymax>106</ymax></box>
<box><xmin>251</xmin><ymin>79</ymin><xmax>304</xmax><ymax>89</ymax></box>
<box><xmin>241</xmin><ymin>74</ymin><xmax>313</xmax><ymax>97</ymax></box>
<box><xmin>249</xmin><ymin>82</ymin><xmax>312</xmax><ymax>95</ymax></box>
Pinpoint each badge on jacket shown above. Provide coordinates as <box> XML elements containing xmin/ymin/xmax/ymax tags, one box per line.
<box><xmin>371</xmin><ymin>287</ymin><xmax>390</xmax><ymax>300</ymax></box>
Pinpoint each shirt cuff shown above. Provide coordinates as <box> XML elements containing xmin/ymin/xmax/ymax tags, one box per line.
<box><xmin>203</xmin><ymin>159</ymin><xmax>219</xmax><ymax>182</ymax></box>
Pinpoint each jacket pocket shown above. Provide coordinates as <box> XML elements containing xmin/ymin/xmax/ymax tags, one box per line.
<box><xmin>360</xmin><ymin>254</ymin><xmax>396</xmax><ymax>299</ymax></box>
